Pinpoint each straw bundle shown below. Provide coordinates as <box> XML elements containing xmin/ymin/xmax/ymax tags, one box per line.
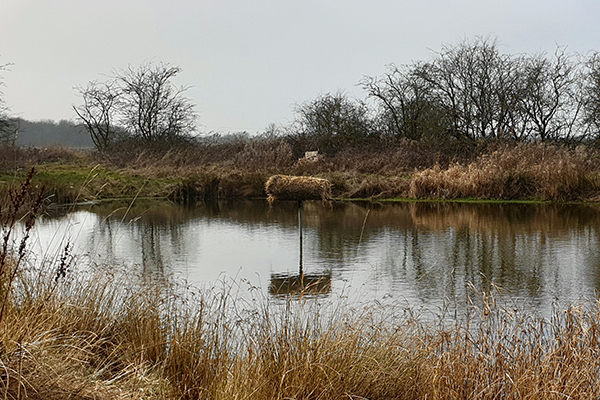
<box><xmin>265</xmin><ymin>175</ymin><xmax>332</xmax><ymax>204</ymax></box>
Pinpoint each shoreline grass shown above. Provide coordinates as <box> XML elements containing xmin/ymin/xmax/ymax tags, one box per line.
<box><xmin>3</xmin><ymin>261</ymin><xmax>600</xmax><ymax>399</ymax></box>
<box><xmin>2</xmin><ymin>141</ymin><xmax>600</xmax><ymax>205</ymax></box>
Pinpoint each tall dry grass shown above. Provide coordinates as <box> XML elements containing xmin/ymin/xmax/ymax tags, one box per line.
<box><xmin>5</xmin><ymin>140</ymin><xmax>600</xmax><ymax>202</ymax></box>
<box><xmin>3</xmin><ymin>234</ymin><xmax>600</xmax><ymax>399</ymax></box>
<box><xmin>0</xmin><ymin>145</ymin><xmax>89</xmax><ymax>173</ymax></box>
<box><xmin>410</xmin><ymin>143</ymin><xmax>600</xmax><ymax>201</ymax></box>
<box><xmin>5</xmin><ymin>266</ymin><xmax>600</xmax><ymax>399</ymax></box>
<box><xmin>83</xmin><ymin>140</ymin><xmax>600</xmax><ymax>202</ymax></box>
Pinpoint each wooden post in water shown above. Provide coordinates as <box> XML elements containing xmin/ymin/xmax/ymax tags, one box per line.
<box><xmin>264</xmin><ymin>175</ymin><xmax>332</xmax><ymax>281</ymax></box>
<box><xmin>298</xmin><ymin>200</ymin><xmax>304</xmax><ymax>277</ymax></box>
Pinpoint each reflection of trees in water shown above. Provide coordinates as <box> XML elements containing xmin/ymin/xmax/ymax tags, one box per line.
<box><xmin>75</xmin><ymin>199</ymin><xmax>301</xmax><ymax>228</ymax></box>
<box><xmin>80</xmin><ymin>208</ymin><xmax>184</xmax><ymax>278</ymax></box>
<box><xmin>133</xmin><ymin>218</ymin><xmax>188</xmax><ymax>277</ymax></box>
<box><xmin>52</xmin><ymin>199</ymin><xmax>600</xmax><ymax>302</ymax></box>
<box><xmin>139</xmin><ymin>221</ymin><xmax>164</xmax><ymax>276</ymax></box>
<box><xmin>372</xmin><ymin>215</ymin><xmax>599</xmax><ymax>305</ymax></box>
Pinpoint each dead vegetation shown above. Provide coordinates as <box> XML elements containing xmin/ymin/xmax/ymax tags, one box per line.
<box><xmin>410</xmin><ymin>143</ymin><xmax>600</xmax><ymax>201</ymax></box>
<box><xmin>3</xmin><ymin>262</ymin><xmax>600</xmax><ymax>399</ymax></box>
<box><xmin>2</xmin><ymin>140</ymin><xmax>600</xmax><ymax>203</ymax></box>
<box><xmin>265</xmin><ymin>174</ymin><xmax>332</xmax><ymax>204</ymax></box>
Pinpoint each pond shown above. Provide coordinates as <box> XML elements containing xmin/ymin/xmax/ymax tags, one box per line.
<box><xmin>28</xmin><ymin>199</ymin><xmax>600</xmax><ymax>315</ymax></box>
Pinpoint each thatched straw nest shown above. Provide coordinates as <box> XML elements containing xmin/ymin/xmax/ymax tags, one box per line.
<box><xmin>265</xmin><ymin>175</ymin><xmax>332</xmax><ymax>204</ymax></box>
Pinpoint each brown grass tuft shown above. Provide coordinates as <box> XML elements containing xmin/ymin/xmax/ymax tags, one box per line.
<box><xmin>265</xmin><ymin>174</ymin><xmax>332</xmax><ymax>204</ymax></box>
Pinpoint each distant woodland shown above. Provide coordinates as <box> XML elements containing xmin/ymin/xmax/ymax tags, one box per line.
<box><xmin>10</xmin><ymin>118</ymin><xmax>94</xmax><ymax>148</ymax></box>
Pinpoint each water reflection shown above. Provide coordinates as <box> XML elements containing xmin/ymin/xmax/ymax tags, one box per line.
<box><xmin>269</xmin><ymin>271</ymin><xmax>332</xmax><ymax>297</ymax></box>
<box><xmin>34</xmin><ymin>200</ymin><xmax>600</xmax><ymax>313</ymax></box>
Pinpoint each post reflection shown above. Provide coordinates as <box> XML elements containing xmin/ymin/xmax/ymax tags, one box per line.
<box><xmin>269</xmin><ymin>271</ymin><xmax>332</xmax><ymax>297</ymax></box>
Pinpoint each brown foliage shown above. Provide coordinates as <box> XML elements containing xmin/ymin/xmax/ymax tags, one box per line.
<box><xmin>5</xmin><ymin>139</ymin><xmax>600</xmax><ymax>203</ymax></box>
<box><xmin>0</xmin><ymin>145</ymin><xmax>88</xmax><ymax>173</ymax></box>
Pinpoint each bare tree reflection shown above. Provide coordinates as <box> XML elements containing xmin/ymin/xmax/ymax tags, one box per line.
<box><xmin>42</xmin><ymin>199</ymin><xmax>600</xmax><ymax>305</ymax></box>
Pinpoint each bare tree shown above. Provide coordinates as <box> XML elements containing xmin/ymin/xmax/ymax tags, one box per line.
<box><xmin>362</xmin><ymin>63</ymin><xmax>449</xmax><ymax>140</ymax></box>
<box><xmin>292</xmin><ymin>92</ymin><xmax>374</xmax><ymax>152</ymax></box>
<box><xmin>363</xmin><ymin>38</ymin><xmax>526</xmax><ymax>142</ymax></box>
<box><xmin>582</xmin><ymin>52</ymin><xmax>600</xmax><ymax>140</ymax></box>
<box><xmin>73</xmin><ymin>81</ymin><xmax>120</xmax><ymax>151</ymax></box>
<box><xmin>362</xmin><ymin>38</ymin><xmax>595</xmax><ymax>144</ymax></box>
<box><xmin>117</xmin><ymin>62</ymin><xmax>197</xmax><ymax>142</ymax></box>
<box><xmin>415</xmin><ymin>37</ymin><xmax>521</xmax><ymax>140</ymax></box>
<box><xmin>516</xmin><ymin>48</ymin><xmax>582</xmax><ymax>142</ymax></box>
<box><xmin>74</xmin><ymin>62</ymin><xmax>198</xmax><ymax>151</ymax></box>
<box><xmin>0</xmin><ymin>62</ymin><xmax>17</xmax><ymax>144</ymax></box>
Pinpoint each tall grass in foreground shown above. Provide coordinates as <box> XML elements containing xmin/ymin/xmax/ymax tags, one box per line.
<box><xmin>2</xmin><ymin>177</ymin><xmax>600</xmax><ymax>399</ymax></box>
<box><xmin>4</xmin><ymin>266</ymin><xmax>600</xmax><ymax>399</ymax></box>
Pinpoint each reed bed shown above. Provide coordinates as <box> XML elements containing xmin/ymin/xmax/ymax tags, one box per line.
<box><xmin>410</xmin><ymin>143</ymin><xmax>600</xmax><ymax>201</ymax></box>
<box><xmin>3</xmin><ymin>141</ymin><xmax>600</xmax><ymax>203</ymax></box>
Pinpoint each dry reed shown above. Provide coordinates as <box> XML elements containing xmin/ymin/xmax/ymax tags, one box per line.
<box><xmin>4</xmin><ymin>141</ymin><xmax>600</xmax><ymax>202</ymax></box>
<box><xmin>410</xmin><ymin>143</ymin><xmax>600</xmax><ymax>201</ymax></box>
<box><xmin>3</xmin><ymin>248</ymin><xmax>600</xmax><ymax>399</ymax></box>
<box><xmin>265</xmin><ymin>174</ymin><xmax>332</xmax><ymax>204</ymax></box>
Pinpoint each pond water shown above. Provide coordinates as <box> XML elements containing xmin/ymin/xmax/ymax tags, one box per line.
<box><xmin>28</xmin><ymin>199</ymin><xmax>600</xmax><ymax>315</ymax></box>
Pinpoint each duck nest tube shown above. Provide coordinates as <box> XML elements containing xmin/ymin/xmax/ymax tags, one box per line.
<box><xmin>265</xmin><ymin>175</ymin><xmax>332</xmax><ymax>205</ymax></box>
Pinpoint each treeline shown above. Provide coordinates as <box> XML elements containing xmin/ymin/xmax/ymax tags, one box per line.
<box><xmin>69</xmin><ymin>38</ymin><xmax>600</xmax><ymax>156</ymax></box>
<box><xmin>13</xmin><ymin>119</ymin><xmax>93</xmax><ymax>148</ymax></box>
<box><xmin>0</xmin><ymin>62</ymin><xmax>13</xmax><ymax>143</ymax></box>
<box><xmin>0</xmin><ymin>118</ymin><xmax>93</xmax><ymax>148</ymax></box>
<box><xmin>282</xmin><ymin>37</ymin><xmax>600</xmax><ymax>154</ymax></box>
<box><xmin>5</xmin><ymin>37</ymin><xmax>600</xmax><ymax>155</ymax></box>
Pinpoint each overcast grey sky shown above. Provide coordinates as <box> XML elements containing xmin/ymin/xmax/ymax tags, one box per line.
<box><xmin>1</xmin><ymin>0</ymin><xmax>599</xmax><ymax>134</ymax></box>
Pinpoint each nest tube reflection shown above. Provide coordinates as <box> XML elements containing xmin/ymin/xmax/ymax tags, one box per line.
<box><xmin>265</xmin><ymin>176</ymin><xmax>334</xmax><ymax>297</ymax></box>
<box><xmin>268</xmin><ymin>200</ymin><xmax>332</xmax><ymax>297</ymax></box>
<box><xmin>269</xmin><ymin>271</ymin><xmax>332</xmax><ymax>297</ymax></box>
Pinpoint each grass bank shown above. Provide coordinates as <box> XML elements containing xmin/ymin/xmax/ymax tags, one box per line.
<box><xmin>1</xmin><ymin>141</ymin><xmax>600</xmax><ymax>204</ymax></box>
